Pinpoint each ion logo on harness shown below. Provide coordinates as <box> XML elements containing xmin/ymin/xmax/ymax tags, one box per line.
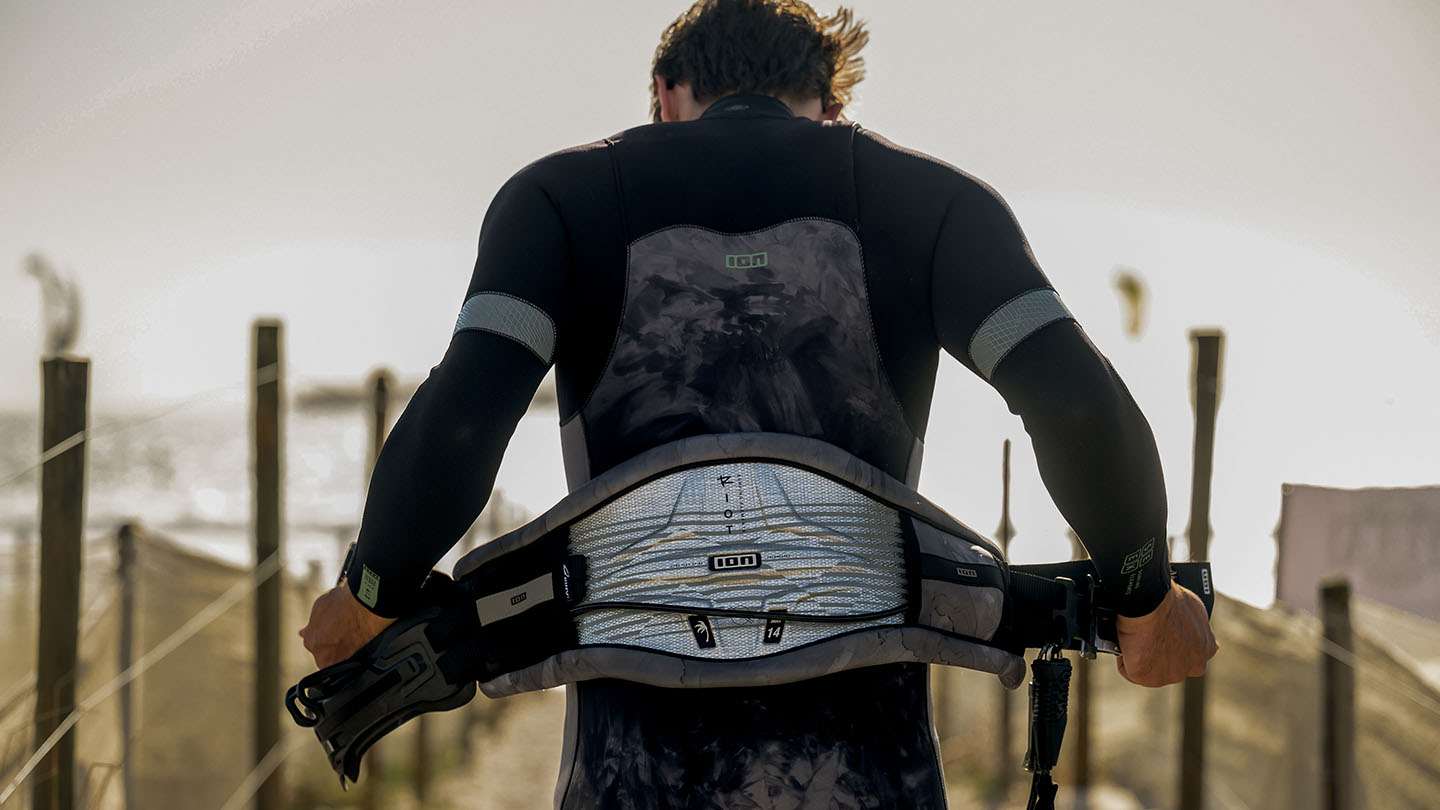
<box><xmin>708</xmin><ymin>551</ymin><xmax>761</xmax><ymax>571</ymax></box>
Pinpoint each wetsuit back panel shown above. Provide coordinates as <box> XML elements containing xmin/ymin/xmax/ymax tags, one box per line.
<box><xmin>550</xmin><ymin>102</ymin><xmax>942</xmax><ymax>809</ymax></box>
<box><xmin>565</xmin><ymin>219</ymin><xmax>920</xmax><ymax>490</ymax></box>
<box><xmin>558</xmin><ymin>664</ymin><xmax>946</xmax><ymax>810</ymax></box>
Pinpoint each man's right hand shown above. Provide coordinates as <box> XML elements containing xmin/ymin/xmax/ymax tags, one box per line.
<box><xmin>299</xmin><ymin>582</ymin><xmax>396</xmax><ymax>669</ymax></box>
<box><xmin>1114</xmin><ymin>581</ymin><xmax>1219</xmax><ymax>687</ymax></box>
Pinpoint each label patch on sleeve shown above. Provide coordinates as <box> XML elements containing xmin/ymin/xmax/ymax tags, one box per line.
<box><xmin>1120</xmin><ymin>539</ymin><xmax>1155</xmax><ymax>575</ymax></box>
<box><xmin>357</xmin><ymin>565</ymin><xmax>381</xmax><ymax>608</ymax></box>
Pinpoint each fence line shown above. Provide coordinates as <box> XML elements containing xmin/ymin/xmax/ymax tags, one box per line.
<box><xmin>1317</xmin><ymin>635</ymin><xmax>1440</xmax><ymax>719</ymax></box>
<box><xmin>0</xmin><ymin>550</ymin><xmax>283</xmax><ymax>807</ymax></box>
<box><xmin>216</xmin><ymin>732</ymin><xmax>309</xmax><ymax>810</ymax></box>
<box><xmin>1206</xmin><ymin>772</ymin><xmax>1258</xmax><ymax>810</ymax></box>
<box><xmin>0</xmin><ymin>378</ymin><xmax>254</xmax><ymax>491</ymax></box>
<box><xmin>0</xmin><ymin>577</ymin><xmax>119</xmax><ymax>742</ymax></box>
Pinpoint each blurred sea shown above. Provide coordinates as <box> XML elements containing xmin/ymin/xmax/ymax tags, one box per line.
<box><xmin>0</xmin><ymin>392</ymin><xmax>379</xmax><ymax>578</ymax></box>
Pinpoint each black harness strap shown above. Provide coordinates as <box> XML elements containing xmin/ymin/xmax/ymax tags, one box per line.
<box><xmin>288</xmin><ymin>547</ymin><xmax>1214</xmax><ymax>796</ymax></box>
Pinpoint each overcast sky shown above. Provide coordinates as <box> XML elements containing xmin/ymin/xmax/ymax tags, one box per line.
<box><xmin>2</xmin><ymin>0</ymin><xmax>1437</xmax><ymax>604</ymax></box>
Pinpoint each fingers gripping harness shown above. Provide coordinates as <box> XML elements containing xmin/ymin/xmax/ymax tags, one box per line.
<box><xmin>285</xmin><ymin>576</ymin><xmax>479</xmax><ymax>785</ymax></box>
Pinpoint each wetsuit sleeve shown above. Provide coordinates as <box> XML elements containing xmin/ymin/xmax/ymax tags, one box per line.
<box><xmin>930</xmin><ymin>178</ymin><xmax>1171</xmax><ymax>617</ymax></box>
<box><xmin>345</xmin><ymin>166</ymin><xmax>569</xmax><ymax>617</ymax></box>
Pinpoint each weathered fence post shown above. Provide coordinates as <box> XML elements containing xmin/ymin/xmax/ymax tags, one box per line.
<box><xmin>362</xmin><ymin>368</ymin><xmax>393</xmax><ymax>810</ymax></box>
<box><xmin>368</xmin><ymin>369</ymin><xmax>393</xmax><ymax>472</ymax></box>
<box><xmin>33</xmin><ymin>357</ymin><xmax>88</xmax><ymax>810</ymax></box>
<box><xmin>1320</xmin><ymin>578</ymin><xmax>1355</xmax><ymax>810</ymax></box>
<box><xmin>252</xmin><ymin>320</ymin><xmax>284</xmax><ymax>810</ymax></box>
<box><xmin>363</xmin><ymin>368</ymin><xmax>434</xmax><ymax>804</ymax></box>
<box><xmin>116</xmin><ymin>522</ymin><xmax>139</xmax><ymax>810</ymax></box>
<box><xmin>993</xmin><ymin>439</ymin><xmax>1015</xmax><ymax>797</ymax></box>
<box><xmin>1179</xmin><ymin>329</ymin><xmax>1222</xmax><ymax>810</ymax></box>
<box><xmin>1068</xmin><ymin>530</ymin><xmax>1092</xmax><ymax>792</ymax></box>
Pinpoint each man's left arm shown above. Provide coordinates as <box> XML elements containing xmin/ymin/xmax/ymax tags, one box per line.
<box><xmin>927</xmin><ymin>171</ymin><xmax>1217</xmax><ymax>685</ymax></box>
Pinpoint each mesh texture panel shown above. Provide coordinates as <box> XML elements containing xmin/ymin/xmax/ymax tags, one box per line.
<box><xmin>453</xmin><ymin>292</ymin><xmax>556</xmax><ymax>364</ymax></box>
<box><xmin>968</xmin><ymin>289</ymin><xmax>1072</xmax><ymax>379</ymax></box>
<box><xmin>571</xmin><ymin>461</ymin><xmax>906</xmax><ymax>659</ymax></box>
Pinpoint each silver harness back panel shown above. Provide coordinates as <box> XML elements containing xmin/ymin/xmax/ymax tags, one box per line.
<box><xmin>455</xmin><ymin>432</ymin><xmax>1025</xmax><ymax>696</ymax></box>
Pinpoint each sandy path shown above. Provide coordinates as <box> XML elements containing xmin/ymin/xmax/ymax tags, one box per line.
<box><xmin>425</xmin><ymin>689</ymin><xmax>568</xmax><ymax>810</ymax></box>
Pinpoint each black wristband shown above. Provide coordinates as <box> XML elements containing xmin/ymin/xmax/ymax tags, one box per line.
<box><xmin>1106</xmin><ymin>537</ymin><xmax>1172</xmax><ymax>617</ymax></box>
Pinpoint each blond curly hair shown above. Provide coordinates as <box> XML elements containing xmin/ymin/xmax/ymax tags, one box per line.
<box><xmin>650</xmin><ymin>0</ymin><xmax>869</xmax><ymax>122</ymax></box>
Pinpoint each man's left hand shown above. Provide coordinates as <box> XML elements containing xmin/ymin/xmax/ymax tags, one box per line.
<box><xmin>1114</xmin><ymin>581</ymin><xmax>1219</xmax><ymax>687</ymax></box>
<box><xmin>299</xmin><ymin>582</ymin><xmax>396</xmax><ymax>669</ymax></box>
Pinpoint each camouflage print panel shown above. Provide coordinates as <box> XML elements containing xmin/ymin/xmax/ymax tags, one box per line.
<box><xmin>556</xmin><ymin>664</ymin><xmax>947</xmax><ymax>810</ymax></box>
<box><xmin>569</xmin><ymin>219</ymin><xmax>918</xmax><ymax>485</ymax></box>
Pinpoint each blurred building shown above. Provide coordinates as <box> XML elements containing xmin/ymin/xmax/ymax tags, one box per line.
<box><xmin>1277</xmin><ymin>483</ymin><xmax>1440</xmax><ymax>622</ymax></box>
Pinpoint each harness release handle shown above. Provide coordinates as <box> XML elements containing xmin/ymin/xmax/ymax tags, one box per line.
<box><xmin>1023</xmin><ymin>645</ymin><xmax>1071</xmax><ymax>810</ymax></box>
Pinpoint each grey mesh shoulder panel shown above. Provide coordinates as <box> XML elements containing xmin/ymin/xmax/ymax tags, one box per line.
<box><xmin>968</xmin><ymin>289</ymin><xmax>1073</xmax><ymax>379</ymax></box>
<box><xmin>454</xmin><ymin>291</ymin><xmax>556</xmax><ymax>365</ymax></box>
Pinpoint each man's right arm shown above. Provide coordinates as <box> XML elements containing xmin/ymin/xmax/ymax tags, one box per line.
<box><xmin>301</xmin><ymin>162</ymin><xmax>571</xmax><ymax>668</ymax></box>
<box><xmin>927</xmin><ymin>170</ymin><xmax>1217</xmax><ymax>683</ymax></box>
<box><xmin>343</xmin><ymin>163</ymin><xmax>572</xmax><ymax>619</ymax></box>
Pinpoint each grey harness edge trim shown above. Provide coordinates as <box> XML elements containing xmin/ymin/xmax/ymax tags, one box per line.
<box><xmin>478</xmin><ymin>626</ymin><xmax>1026</xmax><ymax>698</ymax></box>
<box><xmin>455</xmin><ymin>432</ymin><xmax>997</xmax><ymax>580</ymax></box>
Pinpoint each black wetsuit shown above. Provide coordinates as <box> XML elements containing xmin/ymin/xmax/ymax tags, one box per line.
<box><xmin>347</xmin><ymin>94</ymin><xmax>1170</xmax><ymax>809</ymax></box>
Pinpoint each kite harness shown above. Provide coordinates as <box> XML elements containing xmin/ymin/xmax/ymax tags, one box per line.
<box><xmin>285</xmin><ymin>433</ymin><xmax>1215</xmax><ymax>809</ymax></box>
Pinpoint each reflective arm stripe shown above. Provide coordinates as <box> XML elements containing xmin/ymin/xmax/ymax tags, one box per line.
<box><xmin>454</xmin><ymin>292</ymin><xmax>556</xmax><ymax>365</ymax></box>
<box><xmin>968</xmin><ymin>289</ymin><xmax>1074</xmax><ymax>380</ymax></box>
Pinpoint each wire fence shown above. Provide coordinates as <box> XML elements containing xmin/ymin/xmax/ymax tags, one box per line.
<box><xmin>0</xmin><ymin>522</ymin><xmax>495</xmax><ymax>810</ymax></box>
<box><xmin>1</xmin><ymin>362</ymin><xmax>1438</xmax><ymax>809</ymax></box>
<box><xmin>0</xmin><ymin>362</ymin><xmax>517</xmax><ymax>809</ymax></box>
<box><xmin>0</xmin><ymin>551</ymin><xmax>283</xmax><ymax>806</ymax></box>
<box><xmin>0</xmin><ymin>381</ymin><xmax>250</xmax><ymax>493</ymax></box>
<box><xmin>929</xmin><ymin>587</ymin><xmax>1440</xmax><ymax>810</ymax></box>
<box><xmin>2</xmin><ymin>526</ymin><xmax>1438</xmax><ymax>809</ymax></box>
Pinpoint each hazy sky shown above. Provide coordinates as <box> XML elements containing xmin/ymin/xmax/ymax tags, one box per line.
<box><xmin>3</xmin><ymin>0</ymin><xmax>1438</xmax><ymax>604</ymax></box>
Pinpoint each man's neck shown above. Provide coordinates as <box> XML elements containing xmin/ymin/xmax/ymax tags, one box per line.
<box><xmin>698</xmin><ymin>94</ymin><xmax>797</xmax><ymax>120</ymax></box>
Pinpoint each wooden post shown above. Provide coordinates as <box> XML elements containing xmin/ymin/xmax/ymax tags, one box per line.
<box><xmin>1068</xmin><ymin>530</ymin><xmax>1092</xmax><ymax>791</ymax></box>
<box><xmin>414</xmin><ymin>718</ymin><xmax>431</xmax><ymax>805</ymax></box>
<box><xmin>993</xmin><ymin>439</ymin><xmax>1015</xmax><ymax>795</ymax></box>
<box><xmin>33</xmin><ymin>357</ymin><xmax>88</xmax><ymax>810</ymax></box>
<box><xmin>1320</xmin><ymin>578</ymin><xmax>1355</xmax><ymax>810</ymax></box>
<box><xmin>252</xmin><ymin>321</ymin><xmax>284</xmax><ymax>810</ymax></box>
<box><xmin>362</xmin><ymin>368</ymin><xmax>393</xmax><ymax>810</ymax></box>
<box><xmin>368</xmin><ymin>369</ymin><xmax>393</xmax><ymax>472</ymax></box>
<box><xmin>368</xmin><ymin>368</ymin><xmax>430</xmax><ymax>804</ymax></box>
<box><xmin>116</xmin><ymin>523</ymin><xmax>139</xmax><ymax>810</ymax></box>
<box><xmin>1179</xmin><ymin>330</ymin><xmax>1223</xmax><ymax>810</ymax></box>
